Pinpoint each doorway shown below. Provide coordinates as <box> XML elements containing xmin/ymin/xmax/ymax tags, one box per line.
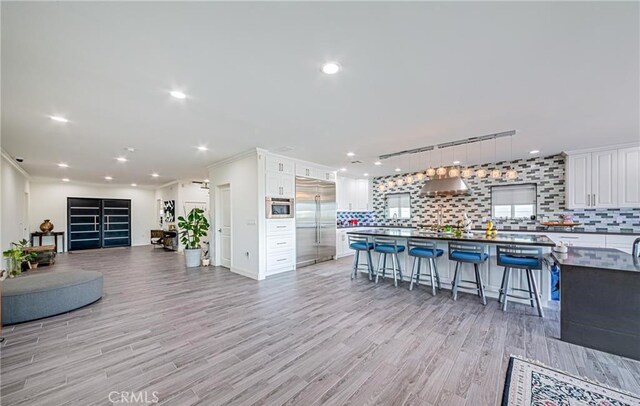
<box><xmin>216</xmin><ymin>185</ymin><xmax>231</xmax><ymax>269</ymax></box>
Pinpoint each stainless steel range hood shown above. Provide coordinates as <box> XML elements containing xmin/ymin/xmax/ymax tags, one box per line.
<box><xmin>419</xmin><ymin>177</ymin><xmax>471</xmax><ymax>196</ymax></box>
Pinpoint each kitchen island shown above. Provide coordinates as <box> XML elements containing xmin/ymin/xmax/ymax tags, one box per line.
<box><xmin>553</xmin><ymin>247</ymin><xmax>640</xmax><ymax>361</ymax></box>
<box><xmin>346</xmin><ymin>228</ymin><xmax>555</xmax><ymax>304</ymax></box>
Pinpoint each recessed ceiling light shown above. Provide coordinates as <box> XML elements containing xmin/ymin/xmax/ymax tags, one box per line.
<box><xmin>346</xmin><ymin>152</ymin><xmax>355</xmax><ymax>157</ymax></box>
<box><xmin>529</xmin><ymin>150</ymin><xmax>540</xmax><ymax>154</ymax></box>
<box><xmin>104</xmin><ymin>176</ymin><xmax>113</xmax><ymax>181</ymax></box>
<box><xmin>197</xmin><ymin>146</ymin><xmax>208</xmax><ymax>151</ymax></box>
<box><xmin>395</xmin><ymin>168</ymin><xmax>401</xmax><ymax>172</ymax></box>
<box><xmin>170</xmin><ymin>90</ymin><xmax>187</xmax><ymax>99</ymax></box>
<box><xmin>115</xmin><ymin>156</ymin><xmax>128</xmax><ymax>162</ymax></box>
<box><xmin>49</xmin><ymin>115</ymin><xmax>69</xmax><ymax>123</ymax></box>
<box><xmin>204</xmin><ymin>179</ymin><xmax>210</xmax><ymax>183</ymax></box>
<box><xmin>126</xmin><ymin>147</ymin><xmax>136</xmax><ymax>152</ymax></box>
<box><xmin>453</xmin><ymin>160</ymin><xmax>460</xmax><ymax>165</ymax></box>
<box><xmin>363</xmin><ymin>173</ymin><xmax>369</xmax><ymax>177</ymax></box>
<box><xmin>151</xmin><ymin>173</ymin><xmax>160</xmax><ymax>178</ymax></box>
<box><xmin>57</xmin><ymin>163</ymin><xmax>69</xmax><ymax>168</ymax></box>
<box><xmin>321</xmin><ymin>62</ymin><xmax>341</xmax><ymax>75</ymax></box>
<box><xmin>131</xmin><ymin>183</ymin><xmax>137</xmax><ymax>187</ymax></box>
<box><xmin>62</xmin><ymin>178</ymin><xmax>70</xmax><ymax>182</ymax></box>
<box><xmin>340</xmin><ymin>168</ymin><xmax>347</xmax><ymax>172</ymax></box>
<box><xmin>374</xmin><ymin>161</ymin><xmax>382</xmax><ymax>166</ymax></box>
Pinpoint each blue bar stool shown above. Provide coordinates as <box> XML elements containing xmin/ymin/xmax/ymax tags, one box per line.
<box><xmin>448</xmin><ymin>242</ymin><xmax>488</xmax><ymax>305</ymax></box>
<box><xmin>497</xmin><ymin>245</ymin><xmax>544</xmax><ymax>317</ymax></box>
<box><xmin>407</xmin><ymin>239</ymin><xmax>443</xmax><ymax>295</ymax></box>
<box><xmin>374</xmin><ymin>237</ymin><xmax>405</xmax><ymax>287</ymax></box>
<box><xmin>348</xmin><ymin>235</ymin><xmax>374</xmax><ymax>281</ymax></box>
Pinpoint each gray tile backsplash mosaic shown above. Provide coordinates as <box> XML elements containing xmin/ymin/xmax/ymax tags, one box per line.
<box><xmin>355</xmin><ymin>154</ymin><xmax>639</xmax><ymax>233</ymax></box>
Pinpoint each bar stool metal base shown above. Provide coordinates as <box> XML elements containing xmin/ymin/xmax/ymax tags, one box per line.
<box><xmin>375</xmin><ymin>253</ymin><xmax>403</xmax><ymax>287</ymax></box>
<box><xmin>451</xmin><ymin>262</ymin><xmax>487</xmax><ymax>305</ymax></box>
<box><xmin>498</xmin><ymin>267</ymin><xmax>544</xmax><ymax>317</ymax></box>
<box><xmin>409</xmin><ymin>257</ymin><xmax>441</xmax><ymax>295</ymax></box>
<box><xmin>351</xmin><ymin>250</ymin><xmax>374</xmax><ymax>281</ymax></box>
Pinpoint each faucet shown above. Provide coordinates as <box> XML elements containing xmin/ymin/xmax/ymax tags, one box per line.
<box><xmin>392</xmin><ymin>212</ymin><xmax>399</xmax><ymax>227</ymax></box>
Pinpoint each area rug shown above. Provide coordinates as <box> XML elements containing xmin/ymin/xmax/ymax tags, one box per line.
<box><xmin>502</xmin><ymin>355</ymin><xmax>640</xmax><ymax>406</ymax></box>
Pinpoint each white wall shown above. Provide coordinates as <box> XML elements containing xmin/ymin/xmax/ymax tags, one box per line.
<box><xmin>1</xmin><ymin>154</ymin><xmax>30</xmax><ymax>251</ymax></box>
<box><xmin>208</xmin><ymin>151</ymin><xmax>261</xmax><ymax>280</ymax></box>
<box><xmin>30</xmin><ymin>181</ymin><xmax>157</xmax><ymax>251</ymax></box>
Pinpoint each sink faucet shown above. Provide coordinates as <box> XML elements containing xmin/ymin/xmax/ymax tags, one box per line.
<box><xmin>392</xmin><ymin>213</ymin><xmax>399</xmax><ymax>227</ymax></box>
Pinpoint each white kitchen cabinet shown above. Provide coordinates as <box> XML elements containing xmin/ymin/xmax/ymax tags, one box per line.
<box><xmin>266</xmin><ymin>155</ymin><xmax>294</xmax><ymax>175</ymax></box>
<box><xmin>591</xmin><ymin>150</ymin><xmax>618</xmax><ymax>208</ymax></box>
<box><xmin>566</xmin><ymin>153</ymin><xmax>592</xmax><ymax>209</ymax></box>
<box><xmin>295</xmin><ymin>163</ymin><xmax>336</xmax><ymax>182</ymax></box>
<box><xmin>566</xmin><ymin>146</ymin><xmax>640</xmax><ymax>209</ymax></box>
<box><xmin>618</xmin><ymin>146</ymin><xmax>640</xmax><ymax>208</ymax></box>
<box><xmin>549</xmin><ymin>233</ymin><xmax>606</xmax><ymax>248</ymax></box>
<box><xmin>337</xmin><ymin>176</ymin><xmax>371</xmax><ymax>212</ymax></box>
<box><xmin>266</xmin><ymin>219</ymin><xmax>296</xmax><ymax>275</ymax></box>
<box><xmin>605</xmin><ymin>234</ymin><xmax>638</xmax><ymax>254</ymax></box>
<box><xmin>266</xmin><ymin>172</ymin><xmax>295</xmax><ymax>198</ymax></box>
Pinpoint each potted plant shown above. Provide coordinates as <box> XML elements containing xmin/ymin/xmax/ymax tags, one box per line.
<box><xmin>177</xmin><ymin>208</ymin><xmax>210</xmax><ymax>268</ymax></box>
<box><xmin>28</xmin><ymin>252</ymin><xmax>39</xmax><ymax>269</ymax></box>
<box><xmin>3</xmin><ymin>240</ymin><xmax>30</xmax><ymax>277</ymax></box>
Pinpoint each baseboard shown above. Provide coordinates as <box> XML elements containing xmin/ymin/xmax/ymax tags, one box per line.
<box><xmin>231</xmin><ymin>266</ymin><xmax>259</xmax><ymax>280</ymax></box>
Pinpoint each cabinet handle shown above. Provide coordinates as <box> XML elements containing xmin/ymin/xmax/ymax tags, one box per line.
<box><xmin>586</xmin><ymin>194</ymin><xmax>590</xmax><ymax>206</ymax></box>
<box><xmin>276</xmin><ymin>242</ymin><xmax>286</xmax><ymax>245</ymax></box>
<box><xmin>276</xmin><ymin>226</ymin><xmax>286</xmax><ymax>229</ymax></box>
<box><xmin>592</xmin><ymin>194</ymin><xmax>596</xmax><ymax>206</ymax></box>
<box><xmin>277</xmin><ymin>258</ymin><xmax>286</xmax><ymax>262</ymax></box>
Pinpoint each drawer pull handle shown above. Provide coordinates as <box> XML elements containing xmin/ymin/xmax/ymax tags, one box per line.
<box><xmin>276</xmin><ymin>242</ymin><xmax>286</xmax><ymax>245</ymax></box>
<box><xmin>277</xmin><ymin>258</ymin><xmax>287</xmax><ymax>262</ymax></box>
<box><xmin>276</xmin><ymin>226</ymin><xmax>286</xmax><ymax>228</ymax></box>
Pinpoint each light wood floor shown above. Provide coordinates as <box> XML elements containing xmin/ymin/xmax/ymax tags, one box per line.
<box><xmin>1</xmin><ymin>247</ymin><xmax>639</xmax><ymax>405</ymax></box>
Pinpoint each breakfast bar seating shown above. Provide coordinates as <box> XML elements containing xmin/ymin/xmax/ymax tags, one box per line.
<box><xmin>497</xmin><ymin>245</ymin><xmax>544</xmax><ymax>317</ymax></box>
<box><xmin>448</xmin><ymin>241</ymin><xmax>489</xmax><ymax>305</ymax></box>
<box><xmin>407</xmin><ymin>239</ymin><xmax>443</xmax><ymax>295</ymax></box>
<box><xmin>348</xmin><ymin>235</ymin><xmax>374</xmax><ymax>280</ymax></box>
<box><xmin>374</xmin><ymin>237</ymin><xmax>405</xmax><ymax>287</ymax></box>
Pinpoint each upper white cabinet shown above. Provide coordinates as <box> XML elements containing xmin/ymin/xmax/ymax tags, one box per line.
<box><xmin>266</xmin><ymin>155</ymin><xmax>295</xmax><ymax>198</ymax></box>
<box><xmin>566</xmin><ymin>153</ymin><xmax>592</xmax><ymax>209</ymax></box>
<box><xmin>295</xmin><ymin>163</ymin><xmax>336</xmax><ymax>182</ymax></box>
<box><xmin>591</xmin><ymin>150</ymin><xmax>618</xmax><ymax>208</ymax></box>
<box><xmin>337</xmin><ymin>176</ymin><xmax>372</xmax><ymax>211</ymax></box>
<box><xmin>566</xmin><ymin>145</ymin><xmax>638</xmax><ymax>209</ymax></box>
<box><xmin>618</xmin><ymin>146</ymin><xmax>640</xmax><ymax>208</ymax></box>
<box><xmin>266</xmin><ymin>156</ymin><xmax>294</xmax><ymax>175</ymax></box>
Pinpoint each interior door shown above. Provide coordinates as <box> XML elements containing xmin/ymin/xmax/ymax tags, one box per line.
<box><xmin>219</xmin><ymin>186</ymin><xmax>232</xmax><ymax>268</ymax></box>
<box><xmin>68</xmin><ymin>198</ymin><xmax>102</xmax><ymax>250</ymax></box>
<box><xmin>318</xmin><ymin>180</ymin><xmax>337</xmax><ymax>262</ymax></box>
<box><xmin>296</xmin><ymin>177</ymin><xmax>319</xmax><ymax>268</ymax></box>
<box><xmin>102</xmin><ymin>199</ymin><xmax>131</xmax><ymax>247</ymax></box>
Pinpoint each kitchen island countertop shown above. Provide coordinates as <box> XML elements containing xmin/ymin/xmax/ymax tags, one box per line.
<box><xmin>346</xmin><ymin>228</ymin><xmax>556</xmax><ymax>247</ymax></box>
<box><xmin>552</xmin><ymin>246</ymin><xmax>640</xmax><ymax>273</ymax></box>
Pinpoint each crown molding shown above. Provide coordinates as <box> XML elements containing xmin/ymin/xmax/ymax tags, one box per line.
<box><xmin>1</xmin><ymin>149</ymin><xmax>32</xmax><ymax>179</ymax></box>
<box><xmin>564</xmin><ymin>141</ymin><xmax>640</xmax><ymax>156</ymax></box>
<box><xmin>206</xmin><ymin>148</ymin><xmax>258</xmax><ymax>170</ymax></box>
<box><xmin>29</xmin><ymin>176</ymin><xmax>157</xmax><ymax>190</ymax></box>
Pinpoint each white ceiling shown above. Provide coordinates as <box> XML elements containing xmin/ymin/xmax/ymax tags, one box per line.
<box><xmin>2</xmin><ymin>2</ymin><xmax>638</xmax><ymax>184</ymax></box>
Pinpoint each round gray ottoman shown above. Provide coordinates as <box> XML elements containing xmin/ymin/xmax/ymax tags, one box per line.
<box><xmin>2</xmin><ymin>270</ymin><xmax>103</xmax><ymax>325</ymax></box>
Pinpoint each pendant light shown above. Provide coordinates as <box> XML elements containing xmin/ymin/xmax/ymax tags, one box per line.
<box><xmin>405</xmin><ymin>153</ymin><xmax>414</xmax><ymax>184</ymax></box>
<box><xmin>505</xmin><ymin>135</ymin><xmax>518</xmax><ymax>179</ymax></box>
<box><xmin>448</xmin><ymin>145</ymin><xmax>460</xmax><ymax>177</ymax></box>
<box><xmin>491</xmin><ymin>136</ymin><xmax>501</xmax><ymax>178</ymax></box>
<box><xmin>426</xmin><ymin>149</ymin><xmax>436</xmax><ymax>177</ymax></box>
<box><xmin>436</xmin><ymin>147</ymin><xmax>447</xmax><ymax>176</ymax></box>
<box><xmin>461</xmin><ymin>142</ymin><xmax>473</xmax><ymax>178</ymax></box>
<box><xmin>476</xmin><ymin>140</ymin><xmax>487</xmax><ymax>178</ymax></box>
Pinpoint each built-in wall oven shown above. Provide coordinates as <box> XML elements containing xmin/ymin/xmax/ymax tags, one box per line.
<box><xmin>266</xmin><ymin>197</ymin><xmax>294</xmax><ymax>218</ymax></box>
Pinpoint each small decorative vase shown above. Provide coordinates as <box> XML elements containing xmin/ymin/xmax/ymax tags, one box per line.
<box><xmin>40</xmin><ymin>219</ymin><xmax>54</xmax><ymax>233</ymax></box>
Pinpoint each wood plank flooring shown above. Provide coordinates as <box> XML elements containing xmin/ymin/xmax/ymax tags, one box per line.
<box><xmin>1</xmin><ymin>246</ymin><xmax>639</xmax><ymax>405</ymax></box>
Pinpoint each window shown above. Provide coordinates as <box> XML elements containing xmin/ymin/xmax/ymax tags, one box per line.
<box><xmin>491</xmin><ymin>184</ymin><xmax>537</xmax><ymax>219</ymax></box>
<box><xmin>386</xmin><ymin>193</ymin><xmax>411</xmax><ymax>219</ymax></box>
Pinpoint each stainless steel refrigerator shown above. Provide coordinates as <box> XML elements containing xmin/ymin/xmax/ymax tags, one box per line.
<box><xmin>295</xmin><ymin>177</ymin><xmax>336</xmax><ymax>268</ymax></box>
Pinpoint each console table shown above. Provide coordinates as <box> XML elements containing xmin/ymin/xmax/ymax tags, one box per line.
<box><xmin>31</xmin><ymin>232</ymin><xmax>65</xmax><ymax>253</ymax></box>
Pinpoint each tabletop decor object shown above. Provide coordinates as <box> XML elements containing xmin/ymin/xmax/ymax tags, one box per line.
<box><xmin>39</xmin><ymin>219</ymin><xmax>54</xmax><ymax>233</ymax></box>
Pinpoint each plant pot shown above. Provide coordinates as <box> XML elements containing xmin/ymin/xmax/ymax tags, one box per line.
<box><xmin>184</xmin><ymin>248</ymin><xmax>202</xmax><ymax>268</ymax></box>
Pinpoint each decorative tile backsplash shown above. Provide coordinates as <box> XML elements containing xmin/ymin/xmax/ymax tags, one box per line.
<box><xmin>337</xmin><ymin>211</ymin><xmax>376</xmax><ymax>226</ymax></box>
<box><xmin>360</xmin><ymin>154</ymin><xmax>639</xmax><ymax>233</ymax></box>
